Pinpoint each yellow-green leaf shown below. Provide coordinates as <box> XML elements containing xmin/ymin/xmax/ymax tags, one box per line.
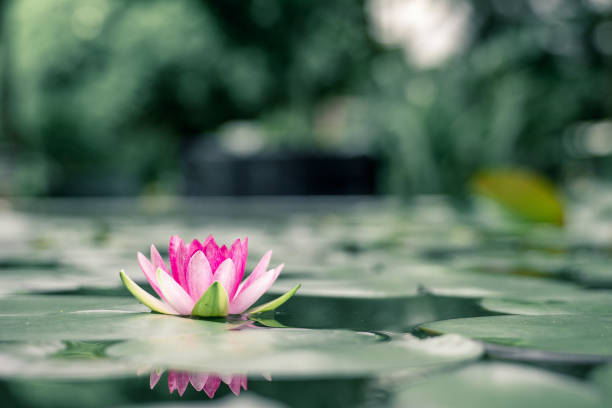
<box><xmin>119</xmin><ymin>270</ymin><xmax>178</xmax><ymax>315</ymax></box>
<box><xmin>191</xmin><ymin>281</ymin><xmax>229</xmax><ymax>317</ymax></box>
<box><xmin>247</xmin><ymin>284</ymin><xmax>301</xmax><ymax>315</ymax></box>
<box><xmin>471</xmin><ymin>168</ymin><xmax>564</xmax><ymax>225</ymax></box>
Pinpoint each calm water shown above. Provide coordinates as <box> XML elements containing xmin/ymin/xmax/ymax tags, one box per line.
<box><xmin>0</xmin><ymin>196</ymin><xmax>611</xmax><ymax>408</ymax></box>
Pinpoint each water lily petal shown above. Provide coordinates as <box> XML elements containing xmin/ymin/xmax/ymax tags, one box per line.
<box><xmin>229</xmin><ymin>264</ymin><xmax>283</xmax><ymax>314</ymax></box>
<box><xmin>150</xmin><ymin>369</ymin><xmax>164</xmax><ymax>389</ymax></box>
<box><xmin>137</xmin><ymin>252</ymin><xmax>164</xmax><ymax>298</ymax></box>
<box><xmin>168</xmin><ymin>371</ymin><xmax>189</xmax><ymax>395</ymax></box>
<box><xmin>186</xmin><ymin>251</ymin><xmax>213</xmax><ymax>301</ymax></box>
<box><xmin>169</xmin><ymin>235</ymin><xmax>188</xmax><ymax>290</ymax></box>
<box><xmin>150</xmin><ymin>245</ymin><xmax>169</xmax><ymax>274</ymax></box>
<box><xmin>229</xmin><ymin>238</ymin><xmax>248</xmax><ymax>298</ymax></box>
<box><xmin>213</xmin><ymin>258</ymin><xmax>237</xmax><ymax>299</ymax></box>
<box><xmin>227</xmin><ymin>376</ymin><xmax>242</xmax><ymax>396</ymax></box>
<box><xmin>235</xmin><ymin>250</ymin><xmax>271</xmax><ymax>297</ymax></box>
<box><xmin>189</xmin><ymin>372</ymin><xmax>208</xmax><ymax>391</ymax></box>
<box><xmin>168</xmin><ymin>371</ymin><xmax>177</xmax><ymax>394</ymax></box>
<box><xmin>176</xmin><ymin>372</ymin><xmax>190</xmax><ymax>396</ymax></box>
<box><xmin>203</xmin><ymin>237</ymin><xmax>224</xmax><ymax>273</ymax></box>
<box><xmin>156</xmin><ymin>268</ymin><xmax>195</xmax><ymax>315</ymax></box>
<box><xmin>119</xmin><ymin>270</ymin><xmax>178</xmax><ymax>315</ymax></box>
<box><xmin>241</xmin><ymin>375</ymin><xmax>248</xmax><ymax>390</ymax></box>
<box><xmin>203</xmin><ymin>375</ymin><xmax>221</xmax><ymax>398</ymax></box>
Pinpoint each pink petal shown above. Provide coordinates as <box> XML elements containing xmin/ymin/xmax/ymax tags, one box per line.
<box><xmin>241</xmin><ymin>375</ymin><xmax>248</xmax><ymax>390</ymax></box>
<box><xmin>176</xmin><ymin>372</ymin><xmax>190</xmax><ymax>396</ymax></box>
<box><xmin>168</xmin><ymin>371</ymin><xmax>178</xmax><ymax>394</ymax></box>
<box><xmin>169</xmin><ymin>235</ymin><xmax>188</xmax><ymax>290</ymax></box>
<box><xmin>156</xmin><ymin>268</ymin><xmax>196</xmax><ymax>315</ymax></box>
<box><xmin>150</xmin><ymin>245</ymin><xmax>169</xmax><ymax>274</ymax></box>
<box><xmin>234</xmin><ymin>251</ymin><xmax>272</xmax><ymax>299</ymax></box>
<box><xmin>203</xmin><ymin>237</ymin><xmax>224</xmax><ymax>273</ymax></box>
<box><xmin>189</xmin><ymin>372</ymin><xmax>209</xmax><ymax>391</ymax></box>
<box><xmin>228</xmin><ymin>238</ymin><xmax>248</xmax><ymax>299</ymax></box>
<box><xmin>229</xmin><ymin>264</ymin><xmax>283</xmax><ymax>314</ymax></box>
<box><xmin>227</xmin><ymin>376</ymin><xmax>242</xmax><ymax>396</ymax></box>
<box><xmin>187</xmin><ymin>237</ymin><xmax>210</xmax><ymax>259</ymax></box>
<box><xmin>150</xmin><ymin>370</ymin><xmax>164</xmax><ymax>389</ymax></box>
<box><xmin>203</xmin><ymin>375</ymin><xmax>221</xmax><ymax>398</ymax></box>
<box><xmin>186</xmin><ymin>251</ymin><xmax>213</xmax><ymax>301</ymax></box>
<box><xmin>137</xmin><ymin>252</ymin><xmax>164</xmax><ymax>298</ymax></box>
<box><xmin>213</xmin><ymin>259</ymin><xmax>237</xmax><ymax>300</ymax></box>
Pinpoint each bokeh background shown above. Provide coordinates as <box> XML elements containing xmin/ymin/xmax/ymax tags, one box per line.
<box><xmin>1</xmin><ymin>0</ymin><xmax>611</xmax><ymax>197</ymax></box>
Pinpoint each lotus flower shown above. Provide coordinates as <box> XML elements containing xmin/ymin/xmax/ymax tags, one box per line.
<box><xmin>120</xmin><ymin>235</ymin><xmax>300</xmax><ymax>317</ymax></box>
<box><xmin>150</xmin><ymin>369</ymin><xmax>254</xmax><ymax>398</ymax></box>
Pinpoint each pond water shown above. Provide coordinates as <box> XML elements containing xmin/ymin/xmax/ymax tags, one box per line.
<box><xmin>0</xmin><ymin>196</ymin><xmax>611</xmax><ymax>407</ymax></box>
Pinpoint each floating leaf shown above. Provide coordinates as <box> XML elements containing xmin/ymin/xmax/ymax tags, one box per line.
<box><xmin>480</xmin><ymin>291</ymin><xmax>612</xmax><ymax>316</ymax></box>
<box><xmin>394</xmin><ymin>363</ymin><xmax>605</xmax><ymax>408</ymax></box>
<box><xmin>421</xmin><ymin>315</ymin><xmax>612</xmax><ymax>360</ymax></box>
<box><xmin>270</xmin><ymin>265</ymin><xmax>580</xmax><ymax>299</ymax></box>
<box><xmin>0</xmin><ymin>295</ymin><xmax>228</xmax><ymax>342</ymax></box>
<box><xmin>471</xmin><ymin>168</ymin><xmax>564</xmax><ymax>225</ymax></box>
<box><xmin>591</xmin><ymin>364</ymin><xmax>612</xmax><ymax>404</ymax></box>
<box><xmin>107</xmin><ymin>332</ymin><xmax>482</xmax><ymax>378</ymax></box>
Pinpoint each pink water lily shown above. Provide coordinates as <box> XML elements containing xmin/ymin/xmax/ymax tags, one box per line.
<box><xmin>120</xmin><ymin>235</ymin><xmax>300</xmax><ymax>317</ymax></box>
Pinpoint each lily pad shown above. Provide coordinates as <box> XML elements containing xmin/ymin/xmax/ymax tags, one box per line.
<box><xmin>591</xmin><ymin>364</ymin><xmax>612</xmax><ymax>404</ymax></box>
<box><xmin>0</xmin><ymin>295</ymin><xmax>230</xmax><ymax>342</ymax></box>
<box><xmin>271</xmin><ymin>264</ymin><xmax>580</xmax><ymax>299</ymax></box>
<box><xmin>421</xmin><ymin>315</ymin><xmax>612</xmax><ymax>360</ymax></box>
<box><xmin>108</xmin><ymin>333</ymin><xmax>483</xmax><ymax>378</ymax></box>
<box><xmin>0</xmin><ymin>341</ymin><xmax>137</xmax><ymax>379</ymax></box>
<box><xmin>480</xmin><ymin>291</ymin><xmax>612</xmax><ymax>316</ymax></box>
<box><xmin>393</xmin><ymin>363</ymin><xmax>605</xmax><ymax>408</ymax></box>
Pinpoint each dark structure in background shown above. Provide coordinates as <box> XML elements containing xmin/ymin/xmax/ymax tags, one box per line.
<box><xmin>184</xmin><ymin>141</ymin><xmax>377</xmax><ymax>195</ymax></box>
<box><xmin>0</xmin><ymin>0</ymin><xmax>611</xmax><ymax>196</ymax></box>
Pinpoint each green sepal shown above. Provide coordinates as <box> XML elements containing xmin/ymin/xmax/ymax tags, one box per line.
<box><xmin>119</xmin><ymin>270</ymin><xmax>178</xmax><ymax>315</ymax></box>
<box><xmin>191</xmin><ymin>281</ymin><xmax>229</xmax><ymax>317</ymax></box>
<box><xmin>246</xmin><ymin>284</ymin><xmax>301</xmax><ymax>315</ymax></box>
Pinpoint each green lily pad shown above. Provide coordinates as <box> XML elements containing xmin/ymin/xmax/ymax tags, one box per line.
<box><xmin>271</xmin><ymin>264</ymin><xmax>580</xmax><ymax>299</ymax></box>
<box><xmin>591</xmin><ymin>364</ymin><xmax>612</xmax><ymax>404</ymax></box>
<box><xmin>107</xmin><ymin>332</ymin><xmax>482</xmax><ymax>378</ymax></box>
<box><xmin>394</xmin><ymin>363</ymin><xmax>605</xmax><ymax>408</ymax></box>
<box><xmin>0</xmin><ymin>295</ymin><xmax>230</xmax><ymax>342</ymax></box>
<box><xmin>421</xmin><ymin>315</ymin><xmax>612</xmax><ymax>360</ymax></box>
<box><xmin>480</xmin><ymin>291</ymin><xmax>612</xmax><ymax>316</ymax></box>
<box><xmin>0</xmin><ymin>341</ymin><xmax>138</xmax><ymax>379</ymax></box>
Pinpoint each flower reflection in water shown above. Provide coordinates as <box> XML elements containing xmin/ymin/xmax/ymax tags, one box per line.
<box><xmin>150</xmin><ymin>369</ymin><xmax>270</xmax><ymax>398</ymax></box>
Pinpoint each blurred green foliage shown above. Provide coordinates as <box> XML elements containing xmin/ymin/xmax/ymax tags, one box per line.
<box><xmin>1</xmin><ymin>0</ymin><xmax>379</xmax><ymax>194</ymax></box>
<box><xmin>355</xmin><ymin>0</ymin><xmax>612</xmax><ymax>194</ymax></box>
<box><xmin>1</xmin><ymin>0</ymin><xmax>611</xmax><ymax>195</ymax></box>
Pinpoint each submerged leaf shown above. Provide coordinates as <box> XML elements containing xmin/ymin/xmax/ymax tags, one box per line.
<box><xmin>247</xmin><ymin>284</ymin><xmax>301</xmax><ymax>315</ymax></box>
<box><xmin>191</xmin><ymin>281</ymin><xmax>229</xmax><ymax>317</ymax></box>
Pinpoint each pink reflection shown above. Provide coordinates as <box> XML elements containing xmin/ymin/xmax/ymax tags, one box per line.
<box><xmin>150</xmin><ymin>369</ymin><xmax>249</xmax><ymax>398</ymax></box>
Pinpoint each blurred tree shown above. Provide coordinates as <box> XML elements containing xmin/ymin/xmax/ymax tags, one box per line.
<box><xmin>357</xmin><ymin>0</ymin><xmax>612</xmax><ymax>195</ymax></box>
<box><xmin>4</xmin><ymin>0</ymin><xmax>380</xmax><ymax>195</ymax></box>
